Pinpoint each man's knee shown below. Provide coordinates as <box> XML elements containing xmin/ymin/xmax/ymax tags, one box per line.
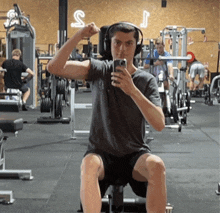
<box><xmin>199</xmin><ymin>77</ymin><xmax>204</xmax><ymax>82</ymax></box>
<box><xmin>146</xmin><ymin>155</ymin><xmax>166</xmax><ymax>179</ymax></box>
<box><xmin>81</xmin><ymin>154</ymin><xmax>104</xmax><ymax>179</ymax></box>
<box><xmin>190</xmin><ymin>77</ymin><xmax>195</xmax><ymax>82</ymax></box>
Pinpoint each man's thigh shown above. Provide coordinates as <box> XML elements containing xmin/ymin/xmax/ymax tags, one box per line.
<box><xmin>132</xmin><ymin>153</ymin><xmax>151</xmax><ymax>182</ymax></box>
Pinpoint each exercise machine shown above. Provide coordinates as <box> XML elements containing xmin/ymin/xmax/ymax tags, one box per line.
<box><xmin>160</xmin><ymin>26</ymin><xmax>205</xmax><ymax>128</ymax></box>
<box><xmin>4</xmin><ymin>4</ymin><xmax>36</xmax><ymax>108</ymax></box>
<box><xmin>204</xmin><ymin>74</ymin><xmax>220</xmax><ymax>105</ymax></box>
<box><xmin>204</xmin><ymin>45</ymin><xmax>220</xmax><ymax>105</ymax></box>
<box><xmin>37</xmin><ymin>56</ymin><xmax>70</xmax><ymax>124</ymax></box>
<box><xmin>0</xmin><ymin>69</ymin><xmax>22</xmax><ymax>112</ymax></box>
<box><xmin>144</xmin><ymin>37</ymin><xmax>191</xmax><ymax>131</ymax></box>
<box><xmin>0</xmin><ymin>117</ymin><xmax>33</xmax><ymax>204</ymax></box>
<box><xmin>70</xmin><ymin>79</ymin><xmax>92</xmax><ymax>139</ymax></box>
<box><xmin>78</xmin><ymin>177</ymin><xmax>174</xmax><ymax>212</ymax></box>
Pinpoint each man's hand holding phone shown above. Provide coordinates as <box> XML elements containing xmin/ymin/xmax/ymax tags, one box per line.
<box><xmin>111</xmin><ymin>59</ymin><xmax>136</xmax><ymax>96</ymax></box>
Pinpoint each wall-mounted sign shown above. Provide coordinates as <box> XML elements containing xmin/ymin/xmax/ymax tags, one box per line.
<box><xmin>140</xmin><ymin>10</ymin><xmax>150</xmax><ymax>28</ymax></box>
<box><xmin>4</xmin><ymin>9</ymin><xmax>19</xmax><ymax>27</ymax></box>
<box><xmin>71</xmin><ymin>10</ymin><xmax>85</xmax><ymax>28</ymax></box>
<box><xmin>71</xmin><ymin>10</ymin><xmax>150</xmax><ymax>29</ymax></box>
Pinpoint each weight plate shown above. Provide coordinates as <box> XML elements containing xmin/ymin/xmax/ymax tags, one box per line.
<box><xmin>57</xmin><ymin>79</ymin><xmax>66</xmax><ymax>94</ymax></box>
<box><xmin>40</xmin><ymin>98</ymin><xmax>51</xmax><ymax>112</ymax></box>
<box><xmin>171</xmin><ymin>102</ymin><xmax>179</xmax><ymax>123</ymax></box>
<box><xmin>55</xmin><ymin>94</ymin><xmax>63</xmax><ymax>118</ymax></box>
<box><xmin>186</xmin><ymin>91</ymin><xmax>191</xmax><ymax>112</ymax></box>
<box><xmin>181</xmin><ymin>111</ymin><xmax>187</xmax><ymax>124</ymax></box>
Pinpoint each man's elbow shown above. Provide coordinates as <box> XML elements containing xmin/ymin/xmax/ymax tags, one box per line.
<box><xmin>47</xmin><ymin>62</ymin><xmax>54</xmax><ymax>74</ymax></box>
<box><xmin>157</xmin><ymin>122</ymin><xmax>165</xmax><ymax>132</ymax></box>
<box><xmin>155</xmin><ymin>117</ymin><xmax>165</xmax><ymax>132</ymax></box>
<box><xmin>47</xmin><ymin>62</ymin><xmax>63</xmax><ymax>77</ymax></box>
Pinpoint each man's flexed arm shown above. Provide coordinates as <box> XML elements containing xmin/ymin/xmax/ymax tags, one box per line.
<box><xmin>47</xmin><ymin>23</ymin><xmax>100</xmax><ymax>80</ymax></box>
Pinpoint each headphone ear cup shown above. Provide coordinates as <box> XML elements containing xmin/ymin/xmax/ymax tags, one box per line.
<box><xmin>135</xmin><ymin>44</ymin><xmax>142</xmax><ymax>56</ymax></box>
<box><xmin>104</xmin><ymin>38</ymin><xmax>111</xmax><ymax>55</ymax></box>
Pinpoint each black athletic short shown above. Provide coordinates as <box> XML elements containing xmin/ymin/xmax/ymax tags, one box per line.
<box><xmin>4</xmin><ymin>84</ymin><xmax>29</xmax><ymax>94</ymax></box>
<box><xmin>84</xmin><ymin>149</ymin><xmax>150</xmax><ymax>198</ymax></box>
<box><xmin>20</xmin><ymin>84</ymin><xmax>29</xmax><ymax>93</ymax></box>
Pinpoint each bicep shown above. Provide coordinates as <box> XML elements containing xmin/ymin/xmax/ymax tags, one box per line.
<box><xmin>52</xmin><ymin>60</ymin><xmax>90</xmax><ymax>80</ymax></box>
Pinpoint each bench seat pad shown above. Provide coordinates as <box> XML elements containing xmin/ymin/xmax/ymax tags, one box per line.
<box><xmin>0</xmin><ymin>118</ymin><xmax>23</xmax><ymax>132</ymax></box>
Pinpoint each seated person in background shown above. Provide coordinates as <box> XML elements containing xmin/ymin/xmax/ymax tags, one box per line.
<box><xmin>1</xmin><ymin>49</ymin><xmax>34</xmax><ymax>110</ymax></box>
<box><xmin>47</xmin><ymin>22</ymin><xmax>166</xmax><ymax>213</ymax></box>
<box><xmin>187</xmin><ymin>52</ymin><xmax>205</xmax><ymax>92</ymax></box>
<box><xmin>144</xmin><ymin>37</ymin><xmax>174</xmax><ymax>90</ymax></box>
<box><xmin>76</xmin><ymin>48</ymin><xmax>83</xmax><ymax>59</ymax></box>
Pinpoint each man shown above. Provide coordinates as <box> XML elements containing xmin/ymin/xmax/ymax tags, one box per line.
<box><xmin>187</xmin><ymin>52</ymin><xmax>205</xmax><ymax>92</ymax></box>
<box><xmin>47</xmin><ymin>22</ymin><xmax>166</xmax><ymax>213</ymax></box>
<box><xmin>75</xmin><ymin>48</ymin><xmax>83</xmax><ymax>59</ymax></box>
<box><xmin>1</xmin><ymin>49</ymin><xmax>34</xmax><ymax>110</ymax></box>
<box><xmin>144</xmin><ymin>37</ymin><xmax>174</xmax><ymax>90</ymax></box>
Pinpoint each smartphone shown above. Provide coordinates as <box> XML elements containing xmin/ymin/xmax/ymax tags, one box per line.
<box><xmin>113</xmin><ymin>59</ymin><xmax>127</xmax><ymax>72</ymax></box>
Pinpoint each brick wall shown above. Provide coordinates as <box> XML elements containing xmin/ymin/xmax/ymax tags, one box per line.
<box><xmin>0</xmin><ymin>0</ymin><xmax>219</xmax><ymax>82</ymax></box>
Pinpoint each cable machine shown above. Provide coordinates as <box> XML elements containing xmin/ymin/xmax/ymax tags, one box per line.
<box><xmin>5</xmin><ymin>4</ymin><xmax>36</xmax><ymax>108</ymax></box>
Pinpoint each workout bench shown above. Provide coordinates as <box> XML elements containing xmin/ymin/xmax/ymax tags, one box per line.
<box><xmin>78</xmin><ymin>177</ymin><xmax>173</xmax><ymax>213</ymax></box>
<box><xmin>0</xmin><ymin>118</ymin><xmax>33</xmax><ymax>204</ymax></box>
<box><xmin>0</xmin><ymin>89</ymin><xmax>22</xmax><ymax>112</ymax></box>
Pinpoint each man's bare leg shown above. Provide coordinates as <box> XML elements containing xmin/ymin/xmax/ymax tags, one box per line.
<box><xmin>195</xmin><ymin>77</ymin><xmax>204</xmax><ymax>90</ymax></box>
<box><xmin>80</xmin><ymin>154</ymin><xmax>105</xmax><ymax>213</ymax></box>
<box><xmin>22</xmin><ymin>88</ymin><xmax>30</xmax><ymax>103</ymax></box>
<box><xmin>190</xmin><ymin>78</ymin><xmax>195</xmax><ymax>91</ymax></box>
<box><xmin>133</xmin><ymin>153</ymin><xmax>167</xmax><ymax>213</ymax></box>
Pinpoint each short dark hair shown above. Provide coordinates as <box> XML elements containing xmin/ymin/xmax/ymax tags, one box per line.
<box><xmin>108</xmin><ymin>23</ymin><xmax>139</xmax><ymax>44</ymax></box>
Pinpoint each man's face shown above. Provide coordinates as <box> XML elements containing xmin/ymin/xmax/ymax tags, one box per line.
<box><xmin>111</xmin><ymin>31</ymin><xmax>136</xmax><ymax>63</ymax></box>
<box><xmin>156</xmin><ymin>43</ymin><xmax>165</xmax><ymax>55</ymax></box>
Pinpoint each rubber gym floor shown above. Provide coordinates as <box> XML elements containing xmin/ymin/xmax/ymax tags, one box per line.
<box><xmin>0</xmin><ymin>91</ymin><xmax>219</xmax><ymax>213</ymax></box>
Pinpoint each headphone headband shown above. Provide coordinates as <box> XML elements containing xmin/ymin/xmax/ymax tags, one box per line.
<box><xmin>104</xmin><ymin>22</ymin><xmax>143</xmax><ymax>57</ymax></box>
<box><xmin>105</xmin><ymin>22</ymin><xmax>143</xmax><ymax>40</ymax></box>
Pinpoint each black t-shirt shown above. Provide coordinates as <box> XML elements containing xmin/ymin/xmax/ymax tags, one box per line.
<box><xmin>86</xmin><ymin>58</ymin><xmax>161</xmax><ymax>157</ymax></box>
<box><xmin>2</xmin><ymin>59</ymin><xmax>28</xmax><ymax>89</ymax></box>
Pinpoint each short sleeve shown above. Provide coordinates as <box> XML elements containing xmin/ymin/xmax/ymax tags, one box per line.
<box><xmin>22</xmin><ymin>63</ymin><xmax>28</xmax><ymax>72</ymax></box>
<box><xmin>144</xmin><ymin>75</ymin><xmax>161</xmax><ymax>107</ymax></box>
<box><xmin>86</xmin><ymin>58</ymin><xmax>109</xmax><ymax>82</ymax></box>
<box><xmin>165</xmin><ymin>52</ymin><xmax>173</xmax><ymax>64</ymax></box>
<box><xmin>145</xmin><ymin>53</ymin><xmax>151</xmax><ymax>65</ymax></box>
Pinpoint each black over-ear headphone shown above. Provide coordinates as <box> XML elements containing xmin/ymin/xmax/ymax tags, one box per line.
<box><xmin>104</xmin><ymin>22</ymin><xmax>143</xmax><ymax>57</ymax></box>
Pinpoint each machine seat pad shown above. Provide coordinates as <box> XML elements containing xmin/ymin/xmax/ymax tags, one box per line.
<box><xmin>0</xmin><ymin>118</ymin><xmax>23</xmax><ymax>132</ymax></box>
<box><xmin>110</xmin><ymin>177</ymin><xmax>128</xmax><ymax>187</ymax></box>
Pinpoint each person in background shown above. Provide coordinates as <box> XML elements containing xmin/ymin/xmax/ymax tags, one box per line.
<box><xmin>1</xmin><ymin>49</ymin><xmax>34</xmax><ymax>110</ymax></box>
<box><xmin>76</xmin><ymin>48</ymin><xmax>83</xmax><ymax>59</ymax></box>
<box><xmin>144</xmin><ymin>37</ymin><xmax>174</xmax><ymax>90</ymax></box>
<box><xmin>187</xmin><ymin>52</ymin><xmax>205</xmax><ymax>93</ymax></box>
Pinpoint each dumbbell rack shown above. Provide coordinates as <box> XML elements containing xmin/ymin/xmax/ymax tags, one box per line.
<box><xmin>37</xmin><ymin>56</ymin><xmax>70</xmax><ymax>124</ymax></box>
<box><xmin>0</xmin><ymin>118</ymin><xmax>33</xmax><ymax>204</ymax></box>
